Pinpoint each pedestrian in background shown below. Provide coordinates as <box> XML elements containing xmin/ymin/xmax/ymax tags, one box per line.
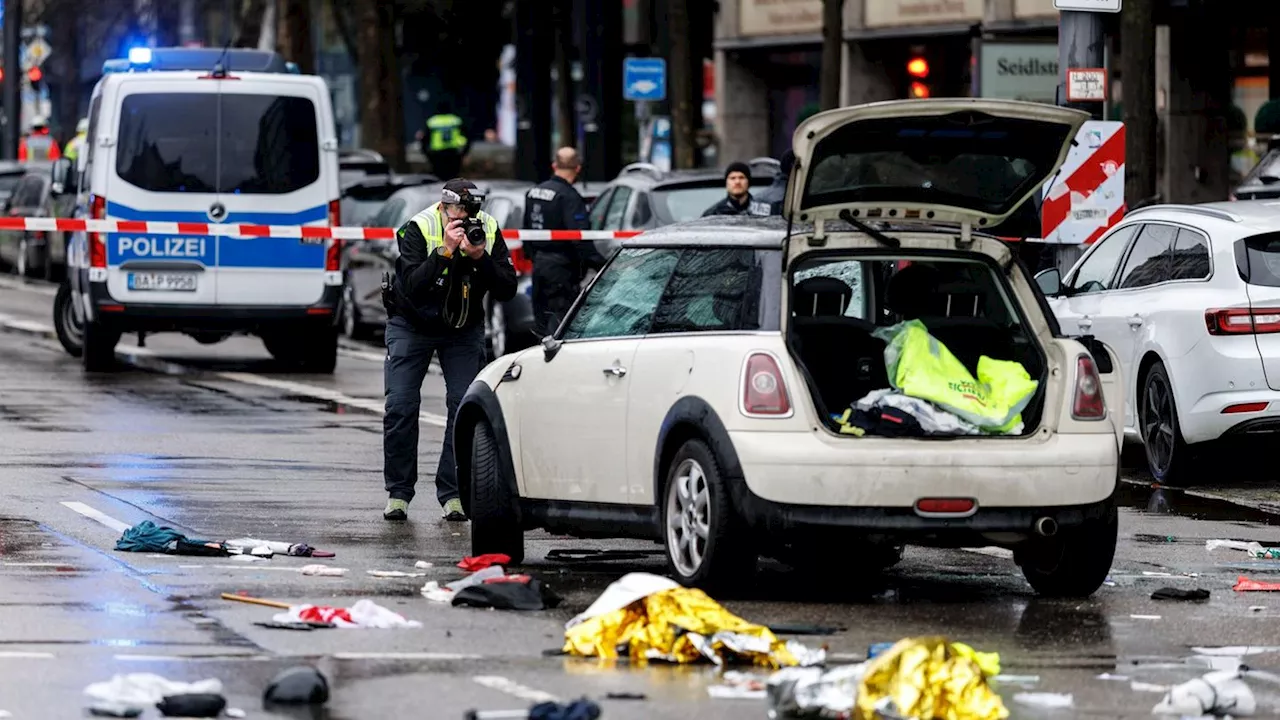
<box><xmin>522</xmin><ymin>147</ymin><xmax>606</xmax><ymax>336</ymax></box>
<box><xmin>423</xmin><ymin>101</ymin><xmax>469</xmax><ymax>180</ymax></box>
<box><xmin>381</xmin><ymin>179</ymin><xmax>518</xmax><ymax>522</ymax></box>
<box><xmin>702</xmin><ymin>161</ymin><xmax>771</xmax><ymax>217</ymax></box>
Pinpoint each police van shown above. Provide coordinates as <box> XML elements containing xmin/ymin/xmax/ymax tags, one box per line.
<box><xmin>53</xmin><ymin>47</ymin><xmax>343</xmax><ymax>373</ymax></box>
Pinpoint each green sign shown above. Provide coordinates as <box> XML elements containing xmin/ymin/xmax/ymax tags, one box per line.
<box><xmin>979</xmin><ymin>42</ymin><xmax>1059</xmax><ymax>104</ymax></box>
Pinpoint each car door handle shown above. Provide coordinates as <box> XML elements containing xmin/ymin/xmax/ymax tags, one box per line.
<box><xmin>603</xmin><ymin>365</ymin><xmax>627</xmax><ymax>377</ymax></box>
<box><xmin>1128</xmin><ymin>315</ymin><xmax>1144</xmax><ymax>328</ymax></box>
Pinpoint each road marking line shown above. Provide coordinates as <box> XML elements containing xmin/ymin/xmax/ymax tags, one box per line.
<box><xmin>335</xmin><ymin>652</ymin><xmax>481</xmax><ymax>660</ymax></box>
<box><xmin>0</xmin><ymin>651</ymin><xmax>55</xmax><ymax>659</ymax></box>
<box><xmin>216</xmin><ymin>372</ymin><xmax>447</xmax><ymax>427</ymax></box>
<box><xmin>472</xmin><ymin>676</ymin><xmax>560</xmax><ymax>704</ymax></box>
<box><xmin>61</xmin><ymin>501</ymin><xmax>131</xmax><ymax>533</ymax></box>
<box><xmin>2</xmin><ymin>562</ymin><xmax>74</xmax><ymax>567</ymax></box>
<box><xmin>114</xmin><ymin>654</ymin><xmax>273</xmax><ymax>662</ymax></box>
<box><xmin>338</xmin><ymin>346</ymin><xmax>387</xmax><ymax>364</ymax></box>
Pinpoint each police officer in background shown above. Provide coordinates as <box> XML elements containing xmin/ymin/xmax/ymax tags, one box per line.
<box><xmin>381</xmin><ymin>179</ymin><xmax>518</xmax><ymax>523</ymax></box>
<box><xmin>522</xmin><ymin>147</ymin><xmax>606</xmax><ymax>336</ymax></box>
<box><xmin>422</xmin><ymin>101</ymin><xmax>469</xmax><ymax>180</ymax></box>
<box><xmin>702</xmin><ymin>161</ymin><xmax>771</xmax><ymax>217</ymax></box>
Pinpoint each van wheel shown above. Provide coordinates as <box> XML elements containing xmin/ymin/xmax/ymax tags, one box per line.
<box><xmin>264</xmin><ymin>329</ymin><xmax>338</xmax><ymax>374</ymax></box>
<box><xmin>468</xmin><ymin>419</ymin><xmax>524</xmax><ymax>564</ymax></box>
<box><xmin>1018</xmin><ymin>504</ymin><xmax>1117</xmax><ymax>599</ymax></box>
<box><xmin>82</xmin><ymin>320</ymin><xmax>120</xmax><ymax>372</ymax></box>
<box><xmin>663</xmin><ymin>439</ymin><xmax>756</xmax><ymax>592</ymax></box>
<box><xmin>342</xmin><ymin>283</ymin><xmax>372</xmax><ymax>341</ymax></box>
<box><xmin>53</xmin><ymin>282</ymin><xmax>84</xmax><ymax>357</ymax></box>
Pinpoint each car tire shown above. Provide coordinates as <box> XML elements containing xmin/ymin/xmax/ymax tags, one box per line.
<box><xmin>53</xmin><ymin>282</ymin><xmax>84</xmax><ymax>357</ymax></box>
<box><xmin>1018</xmin><ymin>504</ymin><xmax>1118</xmax><ymax>599</ymax></box>
<box><xmin>82</xmin><ymin>319</ymin><xmax>120</xmax><ymax>372</ymax></box>
<box><xmin>468</xmin><ymin>419</ymin><xmax>524</xmax><ymax>564</ymax></box>
<box><xmin>342</xmin><ymin>283</ymin><xmax>372</xmax><ymax>341</ymax></box>
<box><xmin>662</xmin><ymin>439</ymin><xmax>756</xmax><ymax>592</ymax></box>
<box><xmin>1140</xmin><ymin>361</ymin><xmax>1198</xmax><ymax>486</ymax></box>
<box><xmin>264</xmin><ymin>328</ymin><xmax>338</xmax><ymax>374</ymax></box>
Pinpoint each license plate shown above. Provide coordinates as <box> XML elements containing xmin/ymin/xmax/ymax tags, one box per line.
<box><xmin>128</xmin><ymin>272</ymin><xmax>197</xmax><ymax>292</ymax></box>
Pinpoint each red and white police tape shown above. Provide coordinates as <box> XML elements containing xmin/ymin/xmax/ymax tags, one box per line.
<box><xmin>0</xmin><ymin>216</ymin><xmax>1058</xmax><ymax>245</ymax></box>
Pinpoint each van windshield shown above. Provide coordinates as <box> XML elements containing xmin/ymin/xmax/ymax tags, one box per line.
<box><xmin>115</xmin><ymin>93</ymin><xmax>320</xmax><ymax>195</ymax></box>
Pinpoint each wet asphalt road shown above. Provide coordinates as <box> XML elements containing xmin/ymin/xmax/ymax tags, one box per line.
<box><xmin>3</xmin><ymin>277</ymin><xmax>1280</xmax><ymax>719</ymax></box>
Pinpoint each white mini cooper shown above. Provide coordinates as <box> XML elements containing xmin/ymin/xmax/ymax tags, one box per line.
<box><xmin>455</xmin><ymin>99</ymin><xmax>1124</xmax><ymax>598</ymax></box>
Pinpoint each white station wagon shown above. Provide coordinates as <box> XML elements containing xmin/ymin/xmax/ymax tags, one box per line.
<box><xmin>455</xmin><ymin>99</ymin><xmax>1124</xmax><ymax>598</ymax></box>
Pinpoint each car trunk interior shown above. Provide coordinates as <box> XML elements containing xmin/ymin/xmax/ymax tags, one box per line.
<box><xmin>786</xmin><ymin>252</ymin><xmax>1047</xmax><ymax>437</ymax></box>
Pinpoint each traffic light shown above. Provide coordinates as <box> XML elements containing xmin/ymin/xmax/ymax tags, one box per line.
<box><xmin>907</xmin><ymin>53</ymin><xmax>930</xmax><ymax>98</ymax></box>
<box><xmin>26</xmin><ymin>67</ymin><xmax>42</xmax><ymax>85</ymax></box>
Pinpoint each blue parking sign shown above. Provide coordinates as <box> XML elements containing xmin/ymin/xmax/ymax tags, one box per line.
<box><xmin>623</xmin><ymin>57</ymin><xmax>666</xmax><ymax>102</ymax></box>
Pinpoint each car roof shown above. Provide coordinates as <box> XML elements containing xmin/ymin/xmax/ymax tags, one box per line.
<box><xmin>624</xmin><ymin>215</ymin><xmax>789</xmax><ymax>249</ymax></box>
<box><xmin>1123</xmin><ymin>202</ymin><xmax>1280</xmax><ymax>240</ymax></box>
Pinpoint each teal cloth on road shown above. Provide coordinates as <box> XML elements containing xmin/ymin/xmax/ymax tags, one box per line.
<box><xmin>115</xmin><ymin>520</ymin><xmax>213</xmax><ymax>553</ymax></box>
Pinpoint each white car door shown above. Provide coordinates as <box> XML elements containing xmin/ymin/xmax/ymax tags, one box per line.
<box><xmin>1052</xmin><ymin>223</ymin><xmax>1140</xmax><ymax>338</ymax></box>
<box><xmin>515</xmin><ymin>246</ymin><xmax>681</xmax><ymax>503</ymax></box>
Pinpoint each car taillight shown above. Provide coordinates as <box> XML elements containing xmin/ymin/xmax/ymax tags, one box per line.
<box><xmin>326</xmin><ymin>199</ymin><xmax>342</xmax><ymax>272</ymax></box>
<box><xmin>741</xmin><ymin>352</ymin><xmax>791</xmax><ymax>416</ymax></box>
<box><xmin>89</xmin><ymin>194</ymin><xmax>106</xmax><ymax>269</ymax></box>
<box><xmin>1205</xmin><ymin>307</ymin><xmax>1280</xmax><ymax>335</ymax></box>
<box><xmin>1072</xmin><ymin>354</ymin><xmax>1106</xmax><ymax>420</ymax></box>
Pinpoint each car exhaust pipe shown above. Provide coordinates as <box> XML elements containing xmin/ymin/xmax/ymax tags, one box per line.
<box><xmin>1034</xmin><ymin>516</ymin><xmax>1058</xmax><ymax>538</ymax></box>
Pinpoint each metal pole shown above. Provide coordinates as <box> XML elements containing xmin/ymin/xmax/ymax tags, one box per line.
<box><xmin>1057</xmin><ymin>10</ymin><xmax>1106</xmax><ymax>120</ymax></box>
<box><xmin>3</xmin><ymin>0</ymin><xmax>21</xmax><ymax>160</ymax></box>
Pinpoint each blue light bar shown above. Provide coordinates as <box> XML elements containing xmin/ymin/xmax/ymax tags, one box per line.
<box><xmin>128</xmin><ymin>47</ymin><xmax>153</xmax><ymax>65</ymax></box>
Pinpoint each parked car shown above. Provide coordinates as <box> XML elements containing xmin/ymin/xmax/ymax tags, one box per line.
<box><xmin>339</xmin><ymin>149</ymin><xmax>393</xmax><ymax>191</ymax></box>
<box><xmin>0</xmin><ymin>161</ymin><xmax>78</xmax><ymax>280</ymax></box>
<box><xmin>1231</xmin><ymin>148</ymin><xmax>1280</xmax><ymax>201</ymax></box>
<box><xmin>1036</xmin><ymin>200</ymin><xmax>1280</xmax><ymax>485</ymax></box>
<box><xmin>340</xmin><ymin>173</ymin><xmax>438</xmax><ymax>228</ymax></box>
<box><xmin>586</xmin><ymin>163</ymin><xmax>776</xmax><ymax>260</ymax></box>
<box><xmin>341</xmin><ymin>180</ymin><xmax>539</xmax><ymax>359</ymax></box>
<box><xmin>455</xmin><ymin>99</ymin><xmax>1124</xmax><ymax>599</ymax></box>
<box><xmin>0</xmin><ymin>161</ymin><xmax>29</xmax><ymax>206</ymax></box>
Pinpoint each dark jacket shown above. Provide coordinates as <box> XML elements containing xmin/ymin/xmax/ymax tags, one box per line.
<box><xmin>754</xmin><ymin>176</ymin><xmax>788</xmax><ymax>215</ymax></box>
<box><xmin>522</xmin><ymin>175</ymin><xmax>606</xmax><ymax>272</ymax></box>
<box><xmin>702</xmin><ymin>192</ymin><xmax>772</xmax><ymax>218</ymax></box>
<box><xmin>386</xmin><ymin>213</ymin><xmax>518</xmax><ymax>334</ymax></box>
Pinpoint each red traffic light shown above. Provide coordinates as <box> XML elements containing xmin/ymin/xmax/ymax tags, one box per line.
<box><xmin>907</xmin><ymin>57</ymin><xmax>930</xmax><ymax>78</ymax></box>
<box><xmin>26</xmin><ymin>67</ymin><xmax>42</xmax><ymax>83</ymax></box>
<box><xmin>910</xmin><ymin>81</ymin><xmax>931</xmax><ymax>99</ymax></box>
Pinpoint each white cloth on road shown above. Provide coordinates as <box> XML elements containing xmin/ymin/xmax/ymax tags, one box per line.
<box><xmin>1152</xmin><ymin>669</ymin><xmax>1256</xmax><ymax>716</ymax></box>
<box><xmin>84</xmin><ymin>673</ymin><xmax>222</xmax><ymax>716</ymax></box>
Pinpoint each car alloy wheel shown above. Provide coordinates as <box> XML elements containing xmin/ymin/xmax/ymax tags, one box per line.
<box><xmin>1140</xmin><ymin>371</ymin><xmax>1177</xmax><ymax>478</ymax></box>
<box><xmin>342</xmin><ymin>283</ymin><xmax>358</xmax><ymax>338</ymax></box>
<box><xmin>665</xmin><ymin>458</ymin><xmax>711</xmax><ymax>577</ymax></box>
<box><xmin>16</xmin><ymin>237</ymin><xmax>26</xmax><ymax>277</ymax></box>
<box><xmin>490</xmin><ymin>303</ymin><xmax>507</xmax><ymax>358</ymax></box>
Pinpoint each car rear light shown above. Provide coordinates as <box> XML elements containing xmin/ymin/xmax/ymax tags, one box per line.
<box><xmin>741</xmin><ymin>352</ymin><xmax>791</xmax><ymax>416</ymax></box>
<box><xmin>1223</xmin><ymin>402</ymin><xmax>1268</xmax><ymax>414</ymax></box>
<box><xmin>1072</xmin><ymin>354</ymin><xmax>1106</xmax><ymax>420</ymax></box>
<box><xmin>915</xmin><ymin>498</ymin><xmax>975</xmax><ymax>515</ymax></box>
<box><xmin>1205</xmin><ymin>307</ymin><xmax>1280</xmax><ymax>335</ymax></box>
<box><xmin>89</xmin><ymin>194</ymin><xmax>106</xmax><ymax>269</ymax></box>
<box><xmin>325</xmin><ymin>200</ymin><xmax>342</xmax><ymax>272</ymax></box>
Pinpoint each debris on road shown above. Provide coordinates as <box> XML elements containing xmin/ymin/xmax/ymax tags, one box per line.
<box><xmin>273</xmin><ymin>599</ymin><xmax>423</xmax><ymax>628</ymax></box>
<box><xmin>1152</xmin><ymin>669</ymin><xmax>1256</xmax><ymax>715</ymax></box>
<box><xmin>1131</xmin><ymin>615</ymin><xmax>1162</xmax><ymax>620</ymax></box>
<box><xmin>1151</xmin><ymin>587</ymin><xmax>1210</xmax><ymax>601</ymax></box>
<box><xmin>562</xmin><ymin>572</ymin><xmax>824</xmax><ymax>667</ymax></box>
<box><xmin>1207</xmin><ymin>539</ymin><xmax>1280</xmax><ymax>559</ymax></box>
<box><xmin>84</xmin><ymin>673</ymin><xmax>223</xmax><ymax>718</ymax></box>
<box><xmin>1013</xmin><ymin>692</ymin><xmax>1073</xmax><ymax>709</ymax></box>
<box><xmin>415</xmin><ymin>560</ymin><xmax>434</xmax><ymax>569</ymax></box>
<box><xmin>155</xmin><ymin>693</ymin><xmax>226</xmax><ymax>718</ymax></box>
<box><xmin>452</xmin><ymin>574</ymin><xmax>562</xmax><ymax>611</ymax></box>
<box><xmin>856</xmin><ymin>638</ymin><xmax>1007</xmax><ymax>720</ymax></box>
<box><xmin>253</xmin><ymin>620</ymin><xmax>336</xmax><ymax>631</ymax></box>
<box><xmin>545</xmin><ymin>548</ymin><xmax>665</xmax><ymax>563</ymax></box>
<box><xmin>114</xmin><ymin>522</ymin><xmax>336</xmax><ymax>558</ymax></box>
<box><xmin>528</xmin><ymin>699</ymin><xmax>602</xmax><ymax>720</ymax></box>
<box><xmin>766</xmin><ymin>663</ymin><xmax>866</xmax><ymax>718</ymax></box>
<box><xmin>1235</xmin><ymin>576</ymin><xmax>1280</xmax><ymax>591</ymax></box>
<box><xmin>264</xmin><ymin>666</ymin><xmax>330</xmax><ymax>705</ymax></box>
<box><xmin>459</xmin><ymin>553</ymin><xmax>511</xmax><ymax>571</ymax></box>
<box><xmin>300</xmin><ymin>564</ymin><xmax>348</xmax><ymax>576</ymax></box>
<box><xmin>707</xmin><ymin>670</ymin><xmax>768</xmax><ymax>699</ymax></box>
<box><xmin>367</xmin><ymin>569</ymin><xmax>428</xmax><ymax>578</ymax></box>
<box><xmin>422</xmin><ymin>566</ymin><xmax>507</xmax><ymax>603</ymax></box>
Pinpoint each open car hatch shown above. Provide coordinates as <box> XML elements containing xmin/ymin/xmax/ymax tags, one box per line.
<box><xmin>784</xmin><ymin>99</ymin><xmax>1089</xmax><ymax>230</ymax></box>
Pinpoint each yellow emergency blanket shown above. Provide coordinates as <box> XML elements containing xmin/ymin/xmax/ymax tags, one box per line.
<box><xmin>872</xmin><ymin>319</ymin><xmax>1037</xmax><ymax>434</ymax></box>
<box><xmin>563</xmin><ymin>584</ymin><xmax>805</xmax><ymax>668</ymax></box>
<box><xmin>857</xmin><ymin>637</ymin><xmax>1009</xmax><ymax>720</ymax></box>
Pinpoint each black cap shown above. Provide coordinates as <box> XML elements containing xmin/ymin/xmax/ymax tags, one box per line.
<box><xmin>442</xmin><ymin>178</ymin><xmax>482</xmax><ymax>204</ymax></box>
<box><xmin>725</xmin><ymin>161</ymin><xmax>751</xmax><ymax>181</ymax></box>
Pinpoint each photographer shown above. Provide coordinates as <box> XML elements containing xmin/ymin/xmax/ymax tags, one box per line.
<box><xmin>382</xmin><ymin>179</ymin><xmax>518</xmax><ymax>522</ymax></box>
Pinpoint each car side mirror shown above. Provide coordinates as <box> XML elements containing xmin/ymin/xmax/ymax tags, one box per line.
<box><xmin>1035</xmin><ymin>267</ymin><xmax>1063</xmax><ymax>297</ymax></box>
<box><xmin>541</xmin><ymin>333</ymin><xmax>562</xmax><ymax>362</ymax></box>
<box><xmin>49</xmin><ymin>158</ymin><xmax>72</xmax><ymax>195</ymax></box>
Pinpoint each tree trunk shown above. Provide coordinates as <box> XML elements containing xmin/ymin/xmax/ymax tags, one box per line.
<box><xmin>820</xmin><ymin>0</ymin><xmax>843</xmax><ymax>111</ymax></box>
<box><xmin>667</xmin><ymin>0</ymin><xmax>695</xmax><ymax>169</ymax></box>
<box><xmin>1120</xmin><ymin>0</ymin><xmax>1156</xmax><ymax>206</ymax></box>
<box><xmin>357</xmin><ymin>0</ymin><xmax>404</xmax><ymax>170</ymax></box>
<box><xmin>47</xmin><ymin>0</ymin><xmax>83</xmax><ymax>142</ymax></box>
<box><xmin>235</xmin><ymin>0</ymin><xmax>266</xmax><ymax>47</ymax></box>
<box><xmin>277</xmin><ymin>0</ymin><xmax>315</xmax><ymax>74</ymax></box>
<box><xmin>553</xmin><ymin>0</ymin><xmax>575</xmax><ymax>151</ymax></box>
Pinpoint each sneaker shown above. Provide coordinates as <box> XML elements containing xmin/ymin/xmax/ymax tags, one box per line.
<box><xmin>383</xmin><ymin>498</ymin><xmax>409</xmax><ymax>521</ymax></box>
<box><xmin>442</xmin><ymin>498</ymin><xmax>467</xmax><ymax>522</ymax></box>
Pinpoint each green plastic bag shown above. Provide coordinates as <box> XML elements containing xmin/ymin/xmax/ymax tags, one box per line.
<box><xmin>872</xmin><ymin>320</ymin><xmax>1038</xmax><ymax>434</ymax></box>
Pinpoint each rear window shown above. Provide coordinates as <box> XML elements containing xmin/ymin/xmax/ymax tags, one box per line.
<box><xmin>653</xmin><ymin>185</ymin><xmax>728</xmax><ymax>223</ymax></box>
<box><xmin>116</xmin><ymin>93</ymin><xmax>320</xmax><ymax>195</ymax></box>
<box><xmin>801</xmin><ymin>112</ymin><xmax>1074</xmax><ymax>217</ymax></box>
<box><xmin>1235</xmin><ymin>232</ymin><xmax>1280</xmax><ymax>286</ymax></box>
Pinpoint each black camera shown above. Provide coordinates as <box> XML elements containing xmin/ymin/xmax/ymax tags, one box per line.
<box><xmin>461</xmin><ymin>217</ymin><xmax>486</xmax><ymax>247</ymax></box>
